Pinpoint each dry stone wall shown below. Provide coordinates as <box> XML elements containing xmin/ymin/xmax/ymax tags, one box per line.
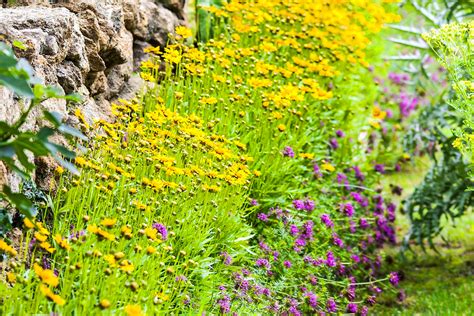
<box><xmin>0</xmin><ymin>0</ymin><xmax>186</xmax><ymax>189</ymax></box>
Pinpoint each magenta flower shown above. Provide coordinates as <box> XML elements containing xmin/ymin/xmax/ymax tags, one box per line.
<box><xmin>326</xmin><ymin>298</ymin><xmax>337</xmax><ymax>313</ymax></box>
<box><xmin>347</xmin><ymin>303</ymin><xmax>358</xmax><ymax>313</ymax></box>
<box><xmin>152</xmin><ymin>223</ymin><xmax>168</xmax><ymax>240</ymax></box>
<box><xmin>374</xmin><ymin>163</ymin><xmax>385</xmax><ymax>174</ymax></box>
<box><xmin>389</xmin><ymin>272</ymin><xmax>399</xmax><ymax>286</ymax></box>
<box><xmin>342</xmin><ymin>202</ymin><xmax>355</xmax><ymax>217</ymax></box>
<box><xmin>293</xmin><ymin>199</ymin><xmax>305</xmax><ymax>210</ymax></box>
<box><xmin>329</xmin><ymin>138</ymin><xmax>339</xmax><ymax>149</ymax></box>
<box><xmin>256</xmin><ymin>258</ymin><xmax>270</xmax><ymax>269</ymax></box>
<box><xmin>320</xmin><ymin>214</ymin><xmax>334</xmax><ymax>228</ymax></box>
<box><xmin>289</xmin><ymin>224</ymin><xmax>299</xmax><ymax>236</ymax></box>
<box><xmin>218</xmin><ymin>295</ymin><xmax>231</xmax><ymax>313</ymax></box>
<box><xmin>282</xmin><ymin>146</ymin><xmax>295</xmax><ymax>158</ymax></box>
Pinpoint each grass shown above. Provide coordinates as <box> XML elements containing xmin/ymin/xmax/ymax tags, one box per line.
<box><xmin>375</xmin><ymin>159</ymin><xmax>474</xmax><ymax>315</ymax></box>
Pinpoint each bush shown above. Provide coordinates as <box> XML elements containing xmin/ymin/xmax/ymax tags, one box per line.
<box><xmin>0</xmin><ymin>42</ymin><xmax>84</xmax><ymax>224</ymax></box>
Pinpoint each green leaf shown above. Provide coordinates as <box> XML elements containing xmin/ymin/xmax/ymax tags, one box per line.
<box><xmin>0</xmin><ymin>53</ymin><xmax>18</xmax><ymax>68</ymax></box>
<box><xmin>0</xmin><ymin>74</ymin><xmax>34</xmax><ymax>98</ymax></box>
<box><xmin>388</xmin><ymin>24</ymin><xmax>425</xmax><ymax>35</ymax></box>
<box><xmin>12</xmin><ymin>40</ymin><xmax>27</xmax><ymax>51</ymax></box>
<box><xmin>58</xmin><ymin>124</ymin><xmax>87</xmax><ymax>141</ymax></box>
<box><xmin>1</xmin><ymin>185</ymin><xmax>37</xmax><ymax>217</ymax></box>
<box><xmin>43</xmin><ymin>111</ymin><xmax>63</xmax><ymax>127</ymax></box>
<box><xmin>388</xmin><ymin>37</ymin><xmax>430</xmax><ymax>50</ymax></box>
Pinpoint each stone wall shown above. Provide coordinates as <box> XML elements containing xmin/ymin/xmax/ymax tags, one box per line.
<box><xmin>0</xmin><ymin>0</ymin><xmax>185</xmax><ymax>121</ymax></box>
<box><xmin>0</xmin><ymin>0</ymin><xmax>186</xmax><ymax>190</ymax></box>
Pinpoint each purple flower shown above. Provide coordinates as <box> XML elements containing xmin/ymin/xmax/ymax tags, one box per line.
<box><xmin>152</xmin><ymin>223</ymin><xmax>168</xmax><ymax>240</ymax></box>
<box><xmin>342</xmin><ymin>202</ymin><xmax>355</xmax><ymax>217</ymax></box>
<box><xmin>353</xmin><ymin>166</ymin><xmax>365</xmax><ymax>182</ymax></box>
<box><xmin>366</xmin><ymin>296</ymin><xmax>376</xmax><ymax>306</ymax></box>
<box><xmin>302</xmin><ymin>220</ymin><xmax>314</xmax><ymax>240</ymax></box>
<box><xmin>314</xmin><ymin>164</ymin><xmax>323</xmax><ymax>178</ymax></box>
<box><xmin>326</xmin><ymin>251</ymin><xmax>336</xmax><ymax>267</ymax></box>
<box><xmin>399</xmin><ymin>93</ymin><xmax>418</xmax><ymax>118</ymax></box>
<box><xmin>256</xmin><ymin>258</ymin><xmax>270</xmax><ymax>269</ymax></box>
<box><xmin>284</xmin><ymin>260</ymin><xmax>292</xmax><ymax>268</ymax></box>
<box><xmin>389</xmin><ymin>272</ymin><xmax>399</xmax><ymax>286</ymax></box>
<box><xmin>336</xmin><ymin>173</ymin><xmax>348</xmax><ymax>185</ymax></box>
<box><xmin>257</xmin><ymin>213</ymin><xmax>269</xmax><ymax>222</ymax></box>
<box><xmin>294</xmin><ymin>238</ymin><xmax>306</xmax><ymax>248</ymax></box>
<box><xmin>397</xmin><ymin>289</ymin><xmax>407</xmax><ymax>302</ymax></box>
<box><xmin>320</xmin><ymin>214</ymin><xmax>334</xmax><ymax>228</ymax></box>
<box><xmin>359</xmin><ymin>218</ymin><xmax>369</xmax><ymax>229</ymax></box>
<box><xmin>360</xmin><ymin>306</ymin><xmax>369</xmax><ymax>316</ymax></box>
<box><xmin>351</xmin><ymin>254</ymin><xmax>360</xmax><ymax>263</ymax></box>
<box><xmin>282</xmin><ymin>146</ymin><xmax>295</xmax><ymax>158</ymax></box>
<box><xmin>218</xmin><ymin>295</ymin><xmax>231</xmax><ymax>314</ymax></box>
<box><xmin>304</xmin><ymin>199</ymin><xmax>315</xmax><ymax>211</ymax></box>
<box><xmin>289</xmin><ymin>224</ymin><xmax>299</xmax><ymax>236</ymax></box>
<box><xmin>259</xmin><ymin>241</ymin><xmax>270</xmax><ymax>252</ymax></box>
<box><xmin>306</xmin><ymin>292</ymin><xmax>318</xmax><ymax>309</ymax></box>
<box><xmin>293</xmin><ymin>199</ymin><xmax>305</xmax><ymax>210</ymax></box>
<box><xmin>326</xmin><ymin>298</ymin><xmax>337</xmax><ymax>313</ymax></box>
<box><xmin>374</xmin><ymin>164</ymin><xmax>385</xmax><ymax>174</ymax></box>
<box><xmin>332</xmin><ymin>234</ymin><xmax>344</xmax><ymax>247</ymax></box>
<box><xmin>221</xmin><ymin>252</ymin><xmax>232</xmax><ymax>265</ymax></box>
<box><xmin>250</xmin><ymin>199</ymin><xmax>259</xmax><ymax>206</ymax></box>
<box><xmin>329</xmin><ymin>138</ymin><xmax>339</xmax><ymax>150</ymax></box>
<box><xmin>289</xmin><ymin>306</ymin><xmax>302</xmax><ymax>316</ymax></box>
<box><xmin>347</xmin><ymin>303</ymin><xmax>358</xmax><ymax>313</ymax></box>
<box><xmin>336</xmin><ymin>130</ymin><xmax>345</xmax><ymax>138</ymax></box>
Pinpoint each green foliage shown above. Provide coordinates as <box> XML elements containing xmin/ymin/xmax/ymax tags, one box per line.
<box><xmin>0</xmin><ymin>42</ymin><xmax>85</xmax><ymax>221</ymax></box>
<box><xmin>387</xmin><ymin>2</ymin><xmax>473</xmax><ymax>250</ymax></box>
<box><xmin>195</xmin><ymin>0</ymin><xmax>225</xmax><ymax>42</ymax></box>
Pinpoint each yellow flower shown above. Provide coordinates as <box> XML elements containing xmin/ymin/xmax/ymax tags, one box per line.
<box><xmin>147</xmin><ymin>246</ymin><xmax>156</xmax><ymax>254</ymax></box>
<box><xmin>175</xmin><ymin>26</ymin><xmax>193</xmax><ymax>39</ymax></box>
<box><xmin>7</xmin><ymin>272</ymin><xmax>16</xmax><ymax>283</ymax></box>
<box><xmin>143</xmin><ymin>46</ymin><xmax>161</xmax><ymax>54</ymax></box>
<box><xmin>40</xmin><ymin>285</ymin><xmax>65</xmax><ymax>306</ymax></box>
<box><xmin>55</xmin><ymin>166</ymin><xmax>64</xmax><ymax>174</ymax></box>
<box><xmin>140</xmin><ymin>72</ymin><xmax>156</xmax><ymax>82</ymax></box>
<box><xmin>372</xmin><ymin>106</ymin><xmax>387</xmax><ymax>120</ymax></box>
<box><xmin>299</xmin><ymin>153</ymin><xmax>315</xmax><ymax>159</ymax></box>
<box><xmin>452</xmin><ymin>138</ymin><xmax>462</xmax><ymax>149</ymax></box>
<box><xmin>321</xmin><ymin>162</ymin><xmax>335</xmax><ymax>172</ymax></box>
<box><xmin>100</xmin><ymin>218</ymin><xmax>117</xmax><ymax>227</ymax></box>
<box><xmin>54</xmin><ymin>234</ymin><xmax>71</xmax><ymax>251</ymax></box>
<box><xmin>100</xmin><ymin>299</ymin><xmax>111</xmax><ymax>309</ymax></box>
<box><xmin>39</xmin><ymin>241</ymin><xmax>56</xmax><ymax>254</ymax></box>
<box><xmin>120</xmin><ymin>260</ymin><xmax>135</xmax><ymax>273</ymax></box>
<box><xmin>277</xmin><ymin>124</ymin><xmax>286</xmax><ymax>132</ymax></box>
<box><xmin>34</xmin><ymin>263</ymin><xmax>59</xmax><ymax>287</ymax></box>
<box><xmin>144</xmin><ymin>227</ymin><xmax>158</xmax><ymax>240</ymax></box>
<box><xmin>24</xmin><ymin>218</ymin><xmax>35</xmax><ymax>229</ymax></box>
<box><xmin>199</xmin><ymin>96</ymin><xmax>218</xmax><ymax>105</ymax></box>
<box><xmin>125</xmin><ymin>304</ymin><xmax>144</xmax><ymax>316</ymax></box>
<box><xmin>34</xmin><ymin>232</ymin><xmax>48</xmax><ymax>242</ymax></box>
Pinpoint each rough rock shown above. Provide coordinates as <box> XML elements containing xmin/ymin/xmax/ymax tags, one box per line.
<box><xmin>0</xmin><ymin>0</ymin><xmax>187</xmax><ymax>191</ymax></box>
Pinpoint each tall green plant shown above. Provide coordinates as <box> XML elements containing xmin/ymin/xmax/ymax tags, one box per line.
<box><xmin>386</xmin><ymin>2</ymin><xmax>473</xmax><ymax>249</ymax></box>
<box><xmin>0</xmin><ymin>42</ymin><xmax>85</xmax><ymax>228</ymax></box>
